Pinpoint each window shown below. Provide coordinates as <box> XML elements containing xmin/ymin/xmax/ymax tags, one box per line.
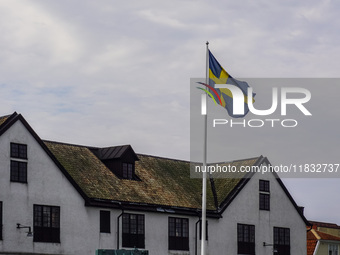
<box><xmin>259</xmin><ymin>180</ymin><xmax>270</xmax><ymax>211</ymax></box>
<box><xmin>122</xmin><ymin>213</ymin><xmax>144</xmax><ymax>248</ymax></box>
<box><xmin>10</xmin><ymin>143</ymin><xmax>28</xmax><ymax>183</ymax></box>
<box><xmin>329</xmin><ymin>244</ymin><xmax>339</xmax><ymax>255</ymax></box>
<box><xmin>11</xmin><ymin>143</ymin><xmax>27</xmax><ymax>159</ymax></box>
<box><xmin>274</xmin><ymin>227</ymin><xmax>290</xmax><ymax>255</ymax></box>
<box><xmin>0</xmin><ymin>202</ymin><xmax>2</xmax><ymax>240</ymax></box>
<box><xmin>169</xmin><ymin>217</ymin><xmax>189</xmax><ymax>251</ymax></box>
<box><xmin>199</xmin><ymin>220</ymin><xmax>208</xmax><ymax>240</ymax></box>
<box><xmin>33</xmin><ymin>205</ymin><xmax>60</xmax><ymax>243</ymax></box>
<box><xmin>259</xmin><ymin>193</ymin><xmax>270</xmax><ymax>210</ymax></box>
<box><xmin>100</xmin><ymin>210</ymin><xmax>110</xmax><ymax>233</ymax></box>
<box><xmin>122</xmin><ymin>163</ymin><xmax>134</xmax><ymax>179</ymax></box>
<box><xmin>10</xmin><ymin>161</ymin><xmax>27</xmax><ymax>183</ymax></box>
<box><xmin>237</xmin><ymin>224</ymin><xmax>255</xmax><ymax>255</ymax></box>
<box><xmin>259</xmin><ymin>180</ymin><xmax>270</xmax><ymax>192</ymax></box>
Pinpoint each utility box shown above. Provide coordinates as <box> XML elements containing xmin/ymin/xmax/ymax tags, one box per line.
<box><xmin>96</xmin><ymin>249</ymin><xmax>149</xmax><ymax>255</ymax></box>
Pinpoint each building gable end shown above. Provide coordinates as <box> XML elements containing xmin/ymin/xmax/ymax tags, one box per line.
<box><xmin>0</xmin><ymin>113</ymin><xmax>89</xmax><ymax>203</ymax></box>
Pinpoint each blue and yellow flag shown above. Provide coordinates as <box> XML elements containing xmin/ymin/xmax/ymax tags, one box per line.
<box><xmin>208</xmin><ymin>50</ymin><xmax>255</xmax><ymax>118</ymax></box>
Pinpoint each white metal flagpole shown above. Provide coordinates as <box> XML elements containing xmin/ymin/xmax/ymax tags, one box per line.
<box><xmin>201</xmin><ymin>41</ymin><xmax>209</xmax><ymax>255</ymax></box>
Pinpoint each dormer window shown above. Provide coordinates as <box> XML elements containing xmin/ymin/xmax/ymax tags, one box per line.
<box><xmin>123</xmin><ymin>163</ymin><xmax>134</xmax><ymax>179</ymax></box>
<box><xmin>90</xmin><ymin>145</ymin><xmax>139</xmax><ymax>180</ymax></box>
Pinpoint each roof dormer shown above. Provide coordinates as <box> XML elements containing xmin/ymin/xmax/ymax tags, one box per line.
<box><xmin>91</xmin><ymin>145</ymin><xmax>139</xmax><ymax>180</ymax></box>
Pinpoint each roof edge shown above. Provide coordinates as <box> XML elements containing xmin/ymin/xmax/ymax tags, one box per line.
<box><xmin>86</xmin><ymin>198</ymin><xmax>222</xmax><ymax>218</ymax></box>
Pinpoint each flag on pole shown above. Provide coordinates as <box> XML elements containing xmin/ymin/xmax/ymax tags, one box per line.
<box><xmin>208</xmin><ymin>50</ymin><xmax>255</xmax><ymax>118</ymax></box>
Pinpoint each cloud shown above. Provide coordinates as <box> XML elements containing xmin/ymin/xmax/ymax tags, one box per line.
<box><xmin>0</xmin><ymin>1</ymin><xmax>82</xmax><ymax>69</ymax></box>
<box><xmin>1</xmin><ymin>0</ymin><xmax>340</xmax><ymax>223</ymax></box>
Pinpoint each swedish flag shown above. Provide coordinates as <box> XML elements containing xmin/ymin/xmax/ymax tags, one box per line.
<box><xmin>208</xmin><ymin>50</ymin><xmax>255</xmax><ymax>118</ymax></box>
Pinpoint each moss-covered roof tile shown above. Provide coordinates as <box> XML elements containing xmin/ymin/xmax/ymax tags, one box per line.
<box><xmin>44</xmin><ymin>141</ymin><xmax>260</xmax><ymax>211</ymax></box>
<box><xmin>0</xmin><ymin>114</ymin><xmax>10</xmax><ymax>127</ymax></box>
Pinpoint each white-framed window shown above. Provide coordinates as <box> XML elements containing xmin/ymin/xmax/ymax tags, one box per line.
<box><xmin>329</xmin><ymin>244</ymin><xmax>339</xmax><ymax>255</ymax></box>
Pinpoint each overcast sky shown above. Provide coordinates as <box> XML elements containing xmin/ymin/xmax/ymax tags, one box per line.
<box><xmin>1</xmin><ymin>0</ymin><xmax>340</xmax><ymax>224</ymax></box>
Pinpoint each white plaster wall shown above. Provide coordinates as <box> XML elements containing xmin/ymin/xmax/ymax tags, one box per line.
<box><xmin>0</xmin><ymin>120</ymin><xmax>119</xmax><ymax>255</ymax></box>
<box><xmin>127</xmin><ymin>210</ymin><xmax>198</xmax><ymax>255</ymax></box>
<box><xmin>202</xmin><ymin>166</ymin><xmax>307</xmax><ymax>255</ymax></box>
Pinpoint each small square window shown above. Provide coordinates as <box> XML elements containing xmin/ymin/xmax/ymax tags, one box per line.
<box><xmin>10</xmin><ymin>143</ymin><xmax>27</xmax><ymax>159</ymax></box>
<box><xmin>259</xmin><ymin>180</ymin><xmax>270</xmax><ymax>192</ymax></box>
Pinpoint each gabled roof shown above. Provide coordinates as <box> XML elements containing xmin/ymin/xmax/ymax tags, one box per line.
<box><xmin>0</xmin><ymin>112</ymin><xmax>310</xmax><ymax>221</ymax></box>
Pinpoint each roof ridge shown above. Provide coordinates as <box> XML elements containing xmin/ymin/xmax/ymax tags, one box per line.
<box><xmin>211</xmin><ymin>156</ymin><xmax>262</xmax><ymax>165</ymax></box>
<box><xmin>43</xmin><ymin>140</ymin><xmax>136</xmax><ymax>153</ymax></box>
<box><xmin>100</xmin><ymin>144</ymin><xmax>131</xmax><ymax>149</ymax></box>
<box><xmin>137</xmin><ymin>153</ymin><xmax>191</xmax><ymax>163</ymax></box>
<box><xmin>137</xmin><ymin>154</ymin><xmax>262</xmax><ymax>164</ymax></box>
<box><xmin>43</xmin><ymin>139</ymin><xmax>98</xmax><ymax>149</ymax></box>
<box><xmin>309</xmin><ymin>220</ymin><xmax>340</xmax><ymax>228</ymax></box>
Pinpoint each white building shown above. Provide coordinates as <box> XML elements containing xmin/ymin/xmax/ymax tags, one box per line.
<box><xmin>0</xmin><ymin>112</ymin><xmax>309</xmax><ymax>255</ymax></box>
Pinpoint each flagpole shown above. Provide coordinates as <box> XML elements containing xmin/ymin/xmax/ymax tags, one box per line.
<box><xmin>201</xmin><ymin>41</ymin><xmax>209</xmax><ymax>255</ymax></box>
